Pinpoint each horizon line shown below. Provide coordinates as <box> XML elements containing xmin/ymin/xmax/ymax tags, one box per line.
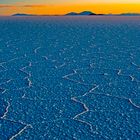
<box><xmin>0</xmin><ymin>11</ymin><xmax>140</xmax><ymax>16</ymax></box>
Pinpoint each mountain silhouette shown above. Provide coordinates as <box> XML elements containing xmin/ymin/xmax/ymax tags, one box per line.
<box><xmin>12</xmin><ymin>12</ymin><xmax>140</xmax><ymax>16</ymax></box>
<box><xmin>66</xmin><ymin>11</ymin><xmax>96</xmax><ymax>16</ymax></box>
<box><xmin>66</xmin><ymin>12</ymin><xmax>78</xmax><ymax>15</ymax></box>
<box><xmin>120</xmin><ymin>13</ymin><xmax>140</xmax><ymax>16</ymax></box>
<box><xmin>12</xmin><ymin>13</ymin><xmax>36</xmax><ymax>16</ymax></box>
<box><xmin>79</xmin><ymin>11</ymin><xmax>96</xmax><ymax>15</ymax></box>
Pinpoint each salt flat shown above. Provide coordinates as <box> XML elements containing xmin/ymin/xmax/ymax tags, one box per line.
<box><xmin>0</xmin><ymin>16</ymin><xmax>140</xmax><ymax>139</ymax></box>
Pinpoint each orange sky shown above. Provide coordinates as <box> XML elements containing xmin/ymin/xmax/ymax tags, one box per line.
<box><xmin>0</xmin><ymin>3</ymin><xmax>140</xmax><ymax>15</ymax></box>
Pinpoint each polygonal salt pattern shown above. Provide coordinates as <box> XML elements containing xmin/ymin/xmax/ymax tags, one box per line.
<box><xmin>0</xmin><ymin>16</ymin><xmax>140</xmax><ymax>139</ymax></box>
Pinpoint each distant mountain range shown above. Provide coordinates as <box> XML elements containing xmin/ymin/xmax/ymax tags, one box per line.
<box><xmin>12</xmin><ymin>13</ymin><xmax>36</xmax><ymax>16</ymax></box>
<box><xmin>66</xmin><ymin>11</ymin><xmax>96</xmax><ymax>16</ymax></box>
<box><xmin>12</xmin><ymin>12</ymin><xmax>140</xmax><ymax>16</ymax></box>
<box><xmin>120</xmin><ymin>13</ymin><xmax>140</xmax><ymax>16</ymax></box>
<box><xmin>66</xmin><ymin>11</ymin><xmax>140</xmax><ymax>16</ymax></box>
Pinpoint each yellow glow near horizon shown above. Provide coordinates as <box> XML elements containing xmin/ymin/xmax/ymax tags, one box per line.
<box><xmin>0</xmin><ymin>3</ymin><xmax>140</xmax><ymax>15</ymax></box>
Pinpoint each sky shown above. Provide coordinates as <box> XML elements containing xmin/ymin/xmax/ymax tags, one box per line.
<box><xmin>0</xmin><ymin>0</ymin><xmax>140</xmax><ymax>15</ymax></box>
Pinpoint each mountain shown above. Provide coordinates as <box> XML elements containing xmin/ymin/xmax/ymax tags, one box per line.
<box><xmin>79</xmin><ymin>11</ymin><xmax>96</xmax><ymax>15</ymax></box>
<box><xmin>12</xmin><ymin>13</ymin><xmax>36</xmax><ymax>16</ymax></box>
<box><xmin>66</xmin><ymin>11</ymin><xmax>96</xmax><ymax>16</ymax></box>
<box><xmin>12</xmin><ymin>12</ymin><xmax>140</xmax><ymax>17</ymax></box>
<box><xmin>120</xmin><ymin>13</ymin><xmax>140</xmax><ymax>16</ymax></box>
<box><xmin>66</xmin><ymin>12</ymin><xmax>78</xmax><ymax>16</ymax></box>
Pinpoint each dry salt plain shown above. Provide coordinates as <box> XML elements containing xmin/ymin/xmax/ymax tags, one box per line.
<box><xmin>0</xmin><ymin>16</ymin><xmax>140</xmax><ymax>140</ymax></box>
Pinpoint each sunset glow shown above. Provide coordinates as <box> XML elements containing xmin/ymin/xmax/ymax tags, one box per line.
<box><xmin>0</xmin><ymin>1</ymin><xmax>140</xmax><ymax>15</ymax></box>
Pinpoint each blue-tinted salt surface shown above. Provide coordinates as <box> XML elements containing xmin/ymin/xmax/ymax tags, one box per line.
<box><xmin>0</xmin><ymin>16</ymin><xmax>140</xmax><ymax>139</ymax></box>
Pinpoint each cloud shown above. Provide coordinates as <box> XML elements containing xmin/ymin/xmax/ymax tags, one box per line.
<box><xmin>23</xmin><ymin>5</ymin><xmax>47</xmax><ymax>8</ymax></box>
<box><xmin>0</xmin><ymin>4</ymin><xmax>15</xmax><ymax>8</ymax></box>
<box><xmin>0</xmin><ymin>4</ymin><xmax>47</xmax><ymax>9</ymax></box>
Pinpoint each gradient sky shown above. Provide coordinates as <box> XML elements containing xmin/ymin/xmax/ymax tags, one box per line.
<box><xmin>0</xmin><ymin>0</ymin><xmax>140</xmax><ymax>15</ymax></box>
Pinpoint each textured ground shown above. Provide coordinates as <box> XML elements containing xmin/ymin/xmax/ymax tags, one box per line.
<box><xmin>0</xmin><ymin>16</ymin><xmax>140</xmax><ymax>140</ymax></box>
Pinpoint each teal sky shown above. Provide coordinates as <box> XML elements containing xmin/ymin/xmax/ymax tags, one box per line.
<box><xmin>1</xmin><ymin>0</ymin><xmax>140</xmax><ymax>4</ymax></box>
